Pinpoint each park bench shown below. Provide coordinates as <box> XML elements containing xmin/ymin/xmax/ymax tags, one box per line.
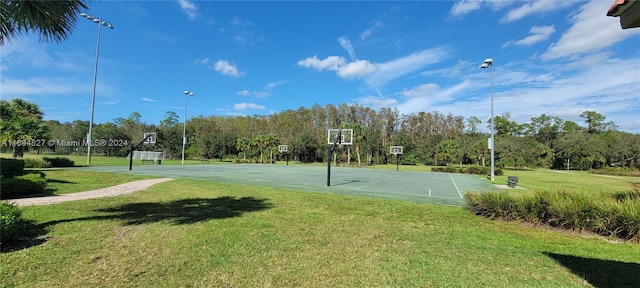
<box><xmin>200</xmin><ymin>159</ymin><xmax>210</xmax><ymax>164</ymax></box>
<box><xmin>507</xmin><ymin>176</ymin><xmax>519</xmax><ymax>188</ymax></box>
<box><xmin>141</xmin><ymin>159</ymin><xmax>155</xmax><ymax>165</ymax></box>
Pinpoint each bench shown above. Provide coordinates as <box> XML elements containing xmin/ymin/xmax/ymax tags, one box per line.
<box><xmin>507</xmin><ymin>176</ymin><xmax>519</xmax><ymax>188</ymax></box>
<box><xmin>141</xmin><ymin>159</ymin><xmax>155</xmax><ymax>165</ymax></box>
<box><xmin>200</xmin><ymin>159</ymin><xmax>210</xmax><ymax>164</ymax></box>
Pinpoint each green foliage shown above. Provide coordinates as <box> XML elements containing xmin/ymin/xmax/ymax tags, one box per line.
<box><xmin>0</xmin><ymin>172</ymin><xmax>47</xmax><ymax>198</ymax></box>
<box><xmin>23</xmin><ymin>157</ymin><xmax>52</xmax><ymax>168</ymax></box>
<box><xmin>465</xmin><ymin>188</ymin><xmax>640</xmax><ymax>243</ymax></box>
<box><xmin>233</xmin><ymin>158</ymin><xmax>251</xmax><ymax>164</ymax></box>
<box><xmin>42</xmin><ymin>157</ymin><xmax>74</xmax><ymax>167</ymax></box>
<box><xmin>0</xmin><ymin>201</ymin><xmax>28</xmax><ymax>244</ymax></box>
<box><xmin>431</xmin><ymin>165</ymin><xmax>503</xmax><ymax>176</ymax></box>
<box><xmin>0</xmin><ymin>157</ymin><xmax>25</xmax><ymax>177</ymax></box>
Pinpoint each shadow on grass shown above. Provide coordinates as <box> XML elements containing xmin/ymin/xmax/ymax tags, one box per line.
<box><xmin>544</xmin><ymin>252</ymin><xmax>640</xmax><ymax>288</ymax></box>
<box><xmin>2</xmin><ymin>196</ymin><xmax>272</xmax><ymax>252</ymax></box>
<box><xmin>95</xmin><ymin>196</ymin><xmax>273</xmax><ymax>225</ymax></box>
<box><xmin>46</xmin><ymin>178</ymin><xmax>75</xmax><ymax>184</ymax></box>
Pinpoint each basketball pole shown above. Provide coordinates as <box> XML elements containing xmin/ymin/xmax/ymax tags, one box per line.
<box><xmin>327</xmin><ymin>129</ymin><xmax>341</xmax><ymax>186</ymax></box>
<box><xmin>129</xmin><ymin>134</ymin><xmax>153</xmax><ymax>171</ymax></box>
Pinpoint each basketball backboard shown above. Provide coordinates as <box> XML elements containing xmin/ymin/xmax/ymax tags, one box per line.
<box><xmin>327</xmin><ymin>129</ymin><xmax>353</xmax><ymax>145</ymax></box>
<box><xmin>143</xmin><ymin>132</ymin><xmax>156</xmax><ymax>144</ymax></box>
<box><xmin>278</xmin><ymin>145</ymin><xmax>288</xmax><ymax>153</ymax></box>
<box><xmin>390</xmin><ymin>146</ymin><xmax>403</xmax><ymax>155</ymax></box>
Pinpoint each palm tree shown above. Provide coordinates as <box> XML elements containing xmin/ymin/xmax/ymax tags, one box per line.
<box><xmin>236</xmin><ymin>137</ymin><xmax>251</xmax><ymax>159</ymax></box>
<box><xmin>0</xmin><ymin>99</ymin><xmax>49</xmax><ymax>157</ymax></box>
<box><xmin>1</xmin><ymin>0</ymin><xmax>89</xmax><ymax>46</ymax></box>
<box><xmin>252</xmin><ymin>135</ymin><xmax>267</xmax><ymax>164</ymax></box>
<box><xmin>264</xmin><ymin>133</ymin><xmax>279</xmax><ymax>164</ymax></box>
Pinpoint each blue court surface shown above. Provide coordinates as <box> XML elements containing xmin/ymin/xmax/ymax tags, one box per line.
<box><xmin>79</xmin><ymin>164</ymin><xmax>501</xmax><ymax>206</ymax></box>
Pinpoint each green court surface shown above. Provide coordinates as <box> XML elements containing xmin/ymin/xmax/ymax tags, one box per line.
<box><xmin>78</xmin><ymin>164</ymin><xmax>501</xmax><ymax>205</ymax></box>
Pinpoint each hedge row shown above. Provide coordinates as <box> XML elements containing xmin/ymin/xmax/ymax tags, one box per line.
<box><xmin>432</xmin><ymin>165</ymin><xmax>504</xmax><ymax>176</ymax></box>
<box><xmin>0</xmin><ymin>201</ymin><xmax>28</xmax><ymax>244</ymax></box>
<box><xmin>464</xmin><ymin>188</ymin><xmax>640</xmax><ymax>243</ymax></box>
<box><xmin>0</xmin><ymin>172</ymin><xmax>48</xmax><ymax>199</ymax></box>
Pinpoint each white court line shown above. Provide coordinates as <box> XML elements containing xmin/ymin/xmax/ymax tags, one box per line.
<box><xmin>418</xmin><ymin>185</ymin><xmax>432</xmax><ymax>196</ymax></box>
<box><xmin>448</xmin><ymin>174</ymin><xmax>463</xmax><ymax>199</ymax></box>
<box><xmin>356</xmin><ymin>180</ymin><xmax>381</xmax><ymax>190</ymax></box>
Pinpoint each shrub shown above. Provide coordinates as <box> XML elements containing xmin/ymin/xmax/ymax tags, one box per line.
<box><xmin>42</xmin><ymin>157</ymin><xmax>75</xmax><ymax>167</ymax></box>
<box><xmin>0</xmin><ymin>172</ymin><xmax>47</xmax><ymax>199</ymax></box>
<box><xmin>0</xmin><ymin>201</ymin><xmax>28</xmax><ymax>244</ymax></box>
<box><xmin>465</xmin><ymin>188</ymin><xmax>640</xmax><ymax>243</ymax></box>
<box><xmin>23</xmin><ymin>158</ymin><xmax>52</xmax><ymax>168</ymax></box>
<box><xmin>233</xmin><ymin>158</ymin><xmax>250</xmax><ymax>164</ymax></box>
<box><xmin>0</xmin><ymin>158</ymin><xmax>25</xmax><ymax>178</ymax></box>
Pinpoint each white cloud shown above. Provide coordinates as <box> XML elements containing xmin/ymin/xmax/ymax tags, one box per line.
<box><xmin>337</xmin><ymin>36</ymin><xmax>356</xmax><ymax>60</ymax></box>
<box><xmin>140</xmin><ymin>97</ymin><xmax>156</xmax><ymax>102</ymax></box>
<box><xmin>503</xmin><ymin>25</ymin><xmax>555</xmax><ymax>47</ymax></box>
<box><xmin>193</xmin><ymin>58</ymin><xmax>210</xmax><ymax>65</ymax></box>
<box><xmin>237</xmin><ymin>90</ymin><xmax>269</xmax><ymax>98</ymax></box>
<box><xmin>449</xmin><ymin>0</ymin><xmax>483</xmax><ymax>17</ymax></box>
<box><xmin>397</xmin><ymin>83</ymin><xmax>439</xmax><ymax>98</ymax></box>
<box><xmin>395</xmin><ymin>81</ymin><xmax>472</xmax><ymax>115</ymax></box>
<box><xmin>365</xmin><ymin>47</ymin><xmax>448</xmax><ymax>87</ymax></box>
<box><xmin>337</xmin><ymin>60</ymin><xmax>379</xmax><ymax>80</ymax></box>
<box><xmin>212</xmin><ymin>60</ymin><xmax>244</xmax><ymax>77</ymax></box>
<box><xmin>360</xmin><ymin>21</ymin><xmax>383</xmax><ymax>40</ymax></box>
<box><xmin>265</xmin><ymin>80</ymin><xmax>288</xmax><ymax>90</ymax></box>
<box><xmin>233</xmin><ymin>102</ymin><xmax>265</xmax><ymax>110</ymax></box>
<box><xmin>297</xmin><ymin>55</ymin><xmax>346</xmax><ymax>71</ymax></box>
<box><xmin>177</xmin><ymin>0</ymin><xmax>198</xmax><ymax>20</ymax></box>
<box><xmin>541</xmin><ymin>0</ymin><xmax>640</xmax><ymax>61</ymax></box>
<box><xmin>501</xmin><ymin>0</ymin><xmax>574</xmax><ymax>23</ymax></box>
<box><xmin>0</xmin><ymin>76</ymin><xmax>91</xmax><ymax>96</ymax></box>
<box><xmin>354</xmin><ymin>96</ymin><xmax>398</xmax><ymax>109</ymax></box>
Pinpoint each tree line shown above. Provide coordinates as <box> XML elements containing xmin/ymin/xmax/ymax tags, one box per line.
<box><xmin>2</xmin><ymin>99</ymin><xmax>639</xmax><ymax>170</ymax></box>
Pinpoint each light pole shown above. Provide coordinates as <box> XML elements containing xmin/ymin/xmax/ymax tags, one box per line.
<box><xmin>182</xmin><ymin>90</ymin><xmax>194</xmax><ymax>165</ymax></box>
<box><xmin>481</xmin><ymin>58</ymin><xmax>495</xmax><ymax>182</ymax></box>
<box><xmin>80</xmin><ymin>13</ymin><xmax>114</xmax><ymax>165</ymax></box>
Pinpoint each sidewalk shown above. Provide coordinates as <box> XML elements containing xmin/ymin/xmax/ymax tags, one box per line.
<box><xmin>8</xmin><ymin>178</ymin><xmax>173</xmax><ymax>207</ymax></box>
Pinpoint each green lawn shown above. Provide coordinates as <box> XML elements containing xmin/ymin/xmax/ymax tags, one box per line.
<box><xmin>2</xmin><ymin>178</ymin><xmax>639</xmax><ymax>287</ymax></box>
<box><xmin>42</xmin><ymin>169</ymin><xmax>158</xmax><ymax>195</ymax></box>
<box><xmin>0</xmin><ymin>152</ymin><xmax>230</xmax><ymax>167</ymax></box>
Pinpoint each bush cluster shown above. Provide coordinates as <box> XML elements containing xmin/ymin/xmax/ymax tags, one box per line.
<box><xmin>42</xmin><ymin>157</ymin><xmax>75</xmax><ymax>167</ymax></box>
<box><xmin>1</xmin><ymin>158</ymin><xmax>25</xmax><ymax>178</ymax></box>
<box><xmin>23</xmin><ymin>158</ymin><xmax>52</xmax><ymax>168</ymax></box>
<box><xmin>464</xmin><ymin>187</ymin><xmax>640</xmax><ymax>243</ymax></box>
<box><xmin>432</xmin><ymin>165</ymin><xmax>504</xmax><ymax>176</ymax></box>
<box><xmin>0</xmin><ymin>172</ymin><xmax>47</xmax><ymax>199</ymax></box>
<box><xmin>0</xmin><ymin>201</ymin><xmax>28</xmax><ymax>244</ymax></box>
<box><xmin>233</xmin><ymin>158</ymin><xmax>251</xmax><ymax>164</ymax></box>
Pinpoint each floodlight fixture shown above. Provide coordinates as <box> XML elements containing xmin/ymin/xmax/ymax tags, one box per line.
<box><xmin>182</xmin><ymin>90</ymin><xmax>195</xmax><ymax>164</ymax></box>
<box><xmin>480</xmin><ymin>57</ymin><xmax>495</xmax><ymax>182</ymax></box>
<box><xmin>81</xmin><ymin>13</ymin><xmax>114</xmax><ymax>165</ymax></box>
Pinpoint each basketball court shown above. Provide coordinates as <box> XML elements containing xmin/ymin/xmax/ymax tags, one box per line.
<box><xmin>88</xmin><ymin>129</ymin><xmax>501</xmax><ymax>206</ymax></box>
<box><xmin>77</xmin><ymin>164</ymin><xmax>500</xmax><ymax>206</ymax></box>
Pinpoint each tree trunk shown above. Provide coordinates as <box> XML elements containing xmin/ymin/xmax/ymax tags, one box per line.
<box><xmin>356</xmin><ymin>145</ymin><xmax>361</xmax><ymax>167</ymax></box>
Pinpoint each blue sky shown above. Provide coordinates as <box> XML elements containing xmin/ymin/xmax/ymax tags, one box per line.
<box><xmin>2</xmin><ymin>0</ymin><xmax>639</xmax><ymax>133</ymax></box>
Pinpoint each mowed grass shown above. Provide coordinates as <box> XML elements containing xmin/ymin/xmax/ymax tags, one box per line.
<box><xmin>0</xmin><ymin>152</ymin><xmax>227</xmax><ymax>167</ymax></box>
<box><xmin>41</xmin><ymin>169</ymin><xmax>159</xmax><ymax>195</ymax></box>
<box><xmin>2</xmin><ymin>178</ymin><xmax>640</xmax><ymax>287</ymax></box>
<box><xmin>370</xmin><ymin>164</ymin><xmax>640</xmax><ymax>193</ymax></box>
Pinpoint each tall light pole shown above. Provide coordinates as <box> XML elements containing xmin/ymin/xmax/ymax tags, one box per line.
<box><xmin>481</xmin><ymin>58</ymin><xmax>495</xmax><ymax>182</ymax></box>
<box><xmin>182</xmin><ymin>90</ymin><xmax>194</xmax><ymax>165</ymax></box>
<box><xmin>80</xmin><ymin>13</ymin><xmax>114</xmax><ymax>165</ymax></box>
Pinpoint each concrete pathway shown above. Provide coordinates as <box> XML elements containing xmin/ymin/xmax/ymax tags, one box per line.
<box><xmin>8</xmin><ymin>178</ymin><xmax>173</xmax><ymax>207</ymax></box>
